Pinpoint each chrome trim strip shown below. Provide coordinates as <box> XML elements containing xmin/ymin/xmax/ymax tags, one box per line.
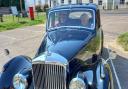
<box><xmin>32</xmin><ymin>52</ymin><xmax>68</xmax><ymax>67</ymax></box>
<box><xmin>32</xmin><ymin>52</ymin><xmax>68</xmax><ymax>89</ymax></box>
<box><xmin>32</xmin><ymin>63</ymin><xmax>67</xmax><ymax>89</ymax></box>
<box><xmin>32</xmin><ymin>61</ymin><xmax>67</xmax><ymax>68</ymax></box>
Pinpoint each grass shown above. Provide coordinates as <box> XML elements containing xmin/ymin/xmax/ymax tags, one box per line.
<box><xmin>117</xmin><ymin>32</ymin><xmax>128</xmax><ymax>51</ymax></box>
<box><xmin>0</xmin><ymin>12</ymin><xmax>46</xmax><ymax>32</ymax></box>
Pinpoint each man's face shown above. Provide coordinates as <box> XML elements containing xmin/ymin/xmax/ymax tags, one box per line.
<box><xmin>59</xmin><ymin>13</ymin><xmax>67</xmax><ymax>23</ymax></box>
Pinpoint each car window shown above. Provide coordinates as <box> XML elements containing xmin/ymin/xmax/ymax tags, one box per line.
<box><xmin>48</xmin><ymin>9</ymin><xmax>95</xmax><ymax>30</ymax></box>
<box><xmin>69</xmin><ymin>11</ymin><xmax>92</xmax><ymax>19</ymax></box>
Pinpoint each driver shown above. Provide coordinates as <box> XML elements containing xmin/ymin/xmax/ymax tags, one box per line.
<box><xmin>58</xmin><ymin>12</ymin><xmax>68</xmax><ymax>26</ymax></box>
<box><xmin>80</xmin><ymin>13</ymin><xmax>90</xmax><ymax>27</ymax></box>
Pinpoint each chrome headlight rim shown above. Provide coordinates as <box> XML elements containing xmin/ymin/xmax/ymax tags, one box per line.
<box><xmin>69</xmin><ymin>77</ymin><xmax>86</xmax><ymax>89</ymax></box>
<box><xmin>13</xmin><ymin>73</ymin><xmax>28</xmax><ymax>89</ymax></box>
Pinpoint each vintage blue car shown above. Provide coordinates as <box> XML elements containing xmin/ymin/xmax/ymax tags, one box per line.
<box><xmin>0</xmin><ymin>3</ymin><xmax>114</xmax><ymax>89</ymax></box>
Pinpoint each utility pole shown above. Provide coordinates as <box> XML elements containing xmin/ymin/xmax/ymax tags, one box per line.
<box><xmin>20</xmin><ymin>0</ymin><xmax>23</xmax><ymax>13</ymax></box>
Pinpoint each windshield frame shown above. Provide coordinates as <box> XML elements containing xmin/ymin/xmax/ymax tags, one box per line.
<box><xmin>47</xmin><ymin>8</ymin><xmax>96</xmax><ymax>31</ymax></box>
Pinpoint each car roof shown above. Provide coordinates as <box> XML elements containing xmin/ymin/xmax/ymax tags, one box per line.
<box><xmin>49</xmin><ymin>3</ymin><xmax>98</xmax><ymax>12</ymax></box>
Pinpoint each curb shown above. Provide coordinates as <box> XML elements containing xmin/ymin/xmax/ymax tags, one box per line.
<box><xmin>106</xmin><ymin>40</ymin><xmax>128</xmax><ymax>58</ymax></box>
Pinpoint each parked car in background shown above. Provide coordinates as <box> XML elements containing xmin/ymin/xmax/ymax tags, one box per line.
<box><xmin>0</xmin><ymin>3</ymin><xmax>114</xmax><ymax>89</ymax></box>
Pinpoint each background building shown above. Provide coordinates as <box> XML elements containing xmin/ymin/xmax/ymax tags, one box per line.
<box><xmin>24</xmin><ymin>0</ymin><xmax>128</xmax><ymax>11</ymax></box>
<box><xmin>44</xmin><ymin>0</ymin><xmax>119</xmax><ymax>8</ymax></box>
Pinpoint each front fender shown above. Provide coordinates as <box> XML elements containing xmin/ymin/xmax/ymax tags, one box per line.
<box><xmin>96</xmin><ymin>63</ymin><xmax>114</xmax><ymax>89</ymax></box>
<box><xmin>0</xmin><ymin>55</ymin><xmax>32</xmax><ymax>88</ymax></box>
<box><xmin>74</xmin><ymin>62</ymin><xmax>113</xmax><ymax>89</ymax></box>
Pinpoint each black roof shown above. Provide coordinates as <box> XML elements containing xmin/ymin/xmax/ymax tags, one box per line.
<box><xmin>50</xmin><ymin>3</ymin><xmax>98</xmax><ymax>12</ymax></box>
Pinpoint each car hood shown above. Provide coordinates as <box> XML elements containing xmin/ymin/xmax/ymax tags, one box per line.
<box><xmin>46</xmin><ymin>28</ymin><xmax>94</xmax><ymax>61</ymax></box>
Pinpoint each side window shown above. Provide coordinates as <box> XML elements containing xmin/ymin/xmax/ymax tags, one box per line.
<box><xmin>49</xmin><ymin>13</ymin><xmax>60</xmax><ymax>28</ymax></box>
<box><xmin>49</xmin><ymin>13</ymin><xmax>55</xmax><ymax>28</ymax></box>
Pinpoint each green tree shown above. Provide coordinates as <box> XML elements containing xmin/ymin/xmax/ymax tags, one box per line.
<box><xmin>0</xmin><ymin>0</ymin><xmax>10</xmax><ymax>7</ymax></box>
<box><xmin>0</xmin><ymin>0</ymin><xmax>25</xmax><ymax>11</ymax></box>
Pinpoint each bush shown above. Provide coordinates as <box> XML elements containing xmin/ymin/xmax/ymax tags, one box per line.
<box><xmin>35</xmin><ymin>4</ymin><xmax>49</xmax><ymax>12</ymax></box>
<box><xmin>35</xmin><ymin>5</ymin><xmax>43</xmax><ymax>12</ymax></box>
<box><xmin>118</xmin><ymin>32</ymin><xmax>128</xmax><ymax>51</ymax></box>
<box><xmin>43</xmin><ymin>4</ymin><xmax>49</xmax><ymax>12</ymax></box>
<box><xmin>0</xmin><ymin>13</ymin><xmax>46</xmax><ymax>32</ymax></box>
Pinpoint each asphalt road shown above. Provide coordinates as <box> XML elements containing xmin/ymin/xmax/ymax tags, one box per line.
<box><xmin>0</xmin><ymin>25</ymin><xmax>45</xmax><ymax>70</ymax></box>
<box><xmin>101</xmin><ymin>9</ymin><xmax>128</xmax><ymax>89</ymax></box>
<box><xmin>0</xmin><ymin>9</ymin><xmax>128</xmax><ymax>89</ymax></box>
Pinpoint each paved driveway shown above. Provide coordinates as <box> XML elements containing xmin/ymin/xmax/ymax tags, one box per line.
<box><xmin>0</xmin><ymin>25</ymin><xmax>45</xmax><ymax>71</ymax></box>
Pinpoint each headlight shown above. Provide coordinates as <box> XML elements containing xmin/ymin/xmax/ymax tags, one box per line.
<box><xmin>13</xmin><ymin>73</ymin><xmax>28</xmax><ymax>89</ymax></box>
<box><xmin>69</xmin><ymin>77</ymin><xmax>86</xmax><ymax>89</ymax></box>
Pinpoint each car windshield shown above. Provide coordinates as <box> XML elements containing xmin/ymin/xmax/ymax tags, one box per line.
<box><xmin>48</xmin><ymin>9</ymin><xmax>95</xmax><ymax>30</ymax></box>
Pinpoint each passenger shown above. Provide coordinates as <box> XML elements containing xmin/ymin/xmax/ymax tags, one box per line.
<box><xmin>80</xmin><ymin>13</ymin><xmax>90</xmax><ymax>27</ymax></box>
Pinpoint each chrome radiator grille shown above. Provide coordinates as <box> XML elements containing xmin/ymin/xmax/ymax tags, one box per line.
<box><xmin>32</xmin><ymin>63</ymin><xmax>66</xmax><ymax>89</ymax></box>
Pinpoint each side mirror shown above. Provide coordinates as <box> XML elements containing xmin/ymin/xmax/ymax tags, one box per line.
<box><xmin>101</xmin><ymin>49</ymin><xmax>117</xmax><ymax>64</ymax></box>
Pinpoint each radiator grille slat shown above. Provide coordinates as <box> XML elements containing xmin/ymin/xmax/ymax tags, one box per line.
<box><xmin>32</xmin><ymin>63</ymin><xmax>66</xmax><ymax>89</ymax></box>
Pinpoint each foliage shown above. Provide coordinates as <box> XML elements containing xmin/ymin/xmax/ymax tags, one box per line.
<box><xmin>43</xmin><ymin>4</ymin><xmax>49</xmax><ymax>12</ymax></box>
<box><xmin>117</xmin><ymin>32</ymin><xmax>128</xmax><ymax>51</ymax></box>
<box><xmin>0</xmin><ymin>0</ymin><xmax>10</xmax><ymax>7</ymax></box>
<box><xmin>0</xmin><ymin>13</ymin><xmax>46</xmax><ymax>32</ymax></box>
<box><xmin>35</xmin><ymin>5</ymin><xmax>43</xmax><ymax>12</ymax></box>
<box><xmin>35</xmin><ymin>4</ymin><xmax>49</xmax><ymax>12</ymax></box>
<box><xmin>0</xmin><ymin>0</ymin><xmax>25</xmax><ymax>11</ymax></box>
